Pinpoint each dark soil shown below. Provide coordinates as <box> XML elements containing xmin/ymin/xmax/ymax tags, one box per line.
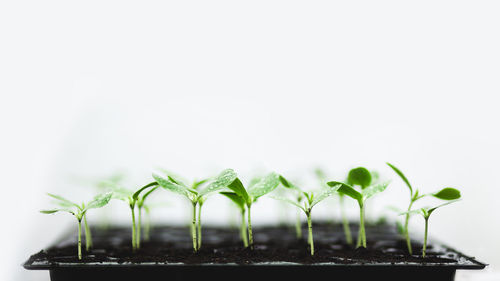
<box><xmin>26</xmin><ymin>222</ymin><xmax>461</xmax><ymax>266</ymax></box>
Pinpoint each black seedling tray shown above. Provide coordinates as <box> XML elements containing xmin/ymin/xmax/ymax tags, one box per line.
<box><xmin>24</xmin><ymin>223</ymin><xmax>485</xmax><ymax>281</ymax></box>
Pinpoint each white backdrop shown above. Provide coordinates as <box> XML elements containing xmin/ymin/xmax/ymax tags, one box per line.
<box><xmin>1</xmin><ymin>1</ymin><xmax>499</xmax><ymax>280</ymax></box>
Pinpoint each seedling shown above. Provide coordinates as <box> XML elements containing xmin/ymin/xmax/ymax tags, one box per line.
<box><xmin>111</xmin><ymin>181</ymin><xmax>159</xmax><ymax>251</ymax></box>
<box><xmin>153</xmin><ymin>169</ymin><xmax>237</xmax><ymax>252</ymax></box>
<box><xmin>225</xmin><ymin>172</ymin><xmax>280</xmax><ymax>249</ymax></box>
<box><xmin>135</xmin><ymin>186</ymin><xmax>159</xmax><ymax>248</ymax></box>
<box><xmin>400</xmin><ymin>196</ymin><xmax>460</xmax><ymax>257</ymax></box>
<box><xmin>40</xmin><ymin>192</ymin><xmax>112</xmax><ymax>260</ymax></box>
<box><xmin>272</xmin><ymin>175</ymin><xmax>340</xmax><ymax>255</ymax></box>
<box><xmin>220</xmin><ymin>191</ymin><xmax>249</xmax><ymax>247</ymax></box>
<box><xmin>327</xmin><ymin>167</ymin><xmax>389</xmax><ymax>248</ymax></box>
<box><xmin>315</xmin><ymin>168</ymin><xmax>353</xmax><ymax>245</ymax></box>
<box><xmin>387</xmin><ymin>162</ymin><xmax>462</xmax><ymax>254</ymax></box>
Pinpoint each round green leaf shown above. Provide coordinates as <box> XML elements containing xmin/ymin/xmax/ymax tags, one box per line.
<box><xmin>433</xmin><ymin>187</ymin><xmax>461</xmax><ymax>200</ymax></box>
<box><xmin>347</xmin><ymin>167</ymin><xmax>372</xmax><ymax>189</ymax></box>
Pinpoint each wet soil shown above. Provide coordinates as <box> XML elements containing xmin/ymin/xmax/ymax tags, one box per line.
<box><xmin>26</xmin><ymin>222</ymin><xmax>458</xmax><ymax>265</ymax></box>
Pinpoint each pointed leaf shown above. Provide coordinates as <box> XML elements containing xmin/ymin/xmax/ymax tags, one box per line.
<box><xmin>362</xmin><ymin>181</ymin><xmax>390</xmax><ymax>199</ymax></box>
<box><xmin>398</xmin><ymin>209</ymin><xmax>423</xmax><ymax>217</ymax></box>
<box><xmin>153</xmin><ymin>173</ymin><xmax>190</xmax><ymax>198</ymax></box>
<box><xmin>156</xmin><ymin>169</ymin><xmax>189</xmax><ymax>188</ymax></box>
<box><xmin>86</xmin><ymin>192</ymin><xmax>113</xmax><ymax>210</ymax></box>
<box><xmin>432</xmin><ymin>188</ymin><xmax>461</xmax><ymax>200</ymax></box>
<box><xmin>111</xmin><ymin>188</ymin><xmax>133</xmax><ymax>201</ymax></box>
<box><xmin>133</xmin><ymin>182</ymin><xmax>159</xmax><ymax>200</ymax></box>
<box><xmin>427</xmin><ymin>200</ymin><xmax>461</xmax><ymax>216</ymax></box>
<box><xmin>40</xmin><ymin>208</ymin><xmax>75</xmax><ymax>215</ymax></box>
<box><xmin>227</xmin><ymin>178</ymin><xmax>250</xmax><ymax>204</ymax></box>
<box><xmin>386</xmin><ymin>162</ymin><xmax>413</xmax><ymax>194</ymax></box>
<box><xmin>46</xmin><ymin>193</ymin><xmax>79</xmax><ymax>208</ymax></box>
<box><xmin>311</xmin><ymin>184</ymin><xmax>340</xmax><ymax>207</ymax></box>
<box><xmin>248</xmin><ymin>172</ymin><xmax>280</xmax><ymax>199</ymax></box>
<box><xmin>199</xmin><ymin>169</ymin><xmax>238</xmax><ymax>196</ymax></box>
<box><xmin>270</xmin><ymin>196</ymin><xmax>305</xmax><ymax>212</ymax></box>
<box><xmin>327</xmin><ymin>181</ymin><xmax>362</xmax><ymax>202</ymax></box>
<box><xmin>347</xmin><ymin>167</ymin><xmax>372</xmax><ymax>189</ymax></box>
<box><xmin>192</xmin><ymin>178</ymin><xmax>209</xmax><ymax>190</ymax></box>
<box><xmin>220</xmin><ymin>191</ymin><xmax>246</xmax><ymax>210</ymax></box>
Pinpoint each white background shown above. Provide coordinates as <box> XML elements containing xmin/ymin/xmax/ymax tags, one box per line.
<box><xmin>1</xmin><ymin>1</ymin><xmax>499</xmax><ymax>280</ymax></box>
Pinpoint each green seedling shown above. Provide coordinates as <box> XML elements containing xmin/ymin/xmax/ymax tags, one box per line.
<box><xmin>111</xmin><ymin>181</ymin><xmax>159</xmax><ymax>251</ymax></box>
<box><xmin>315</xmin><ymin>167</ymin><xmax>353</xmax><ymax>245</ymax></box>
<box><xmin>387</xmin><ymin>162</ymin><xmax>462</xmax><ymax>255</ymax></box>
<box><xmin>153</xmin><ymin>169</ymin><xmax>237</xmax><ymax>252</ymax></box>
<box><xmin>40</xmin><ymin>192</ymin><xmax>112</xmax><ymax>260</ymax></box>
<box><xmin>135</xmin><ymin>186</ymin><xmax>159</xmax><ymax>248</ymax></box>
<box><xmin>272</xmin><ymin>175</ymin><xmax>340</xmax><ymax>255</ymax></box>
<box><xmin>400</xmin><ymin>197</ymin><xmax>460</xmax><ymax>257</ymax></box>
<box><xmin>225</xmin><ymin>172</ymin><xmax>280</xmax><ymax>249</ymax></box>
<box><xmin>220</xmin><ymin>191</ymin><xmax>249</xmax><ymax>247</ymax></box>
<box><xmin>327</xmin><ymin>167</ymin><xmax>389</xmax><ymax>248</ymax></box>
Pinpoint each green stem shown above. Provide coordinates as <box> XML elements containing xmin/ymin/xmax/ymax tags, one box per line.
<box><xmin>295</xmin><ymin>209</ymin><xmax>302</xmax><ymax>239</ymax></box>
<box><xmin>83</xmin><ymin>214</ymin><xmax>92</xmax><ymax>251</ymax></box>
<box><xmin>404</xmin><ymin>200</ymin><xmax>414</xmax><ymax>255</ymax></box>
<box><xmin>357</xmin><ymin>203</ymin><xmax>366</xmax><ymax>248</ymax></box>
<box><xmin>131</xmin><ymin>207</ymin><xmax>137</xmax><ymax>251</ymax></box>
<box><xmin>423</xmin><ymin>217</ymin><xmax>429</xmax><ymax>258</ymax></box>
<box><xmin>144</xmin><ymin>210</ymin><xmax>151</xmax><ymax>241</ymax></box>
<box><xmin>77</xmin><ymin>219</ymin><xmax>82</xmax><ymax>260</ymax></box>
<box><xmin>137</xmin><ymin>207</ymin><xmax>142</xmax><ymax>249</ymax></box>
<box><xmin>191</xmin><ymin>202</ymin><xmax>198</xmax><ymax>252</ymax></box>
<box><xmin>307</xmin><ymin>212</ymin><xmax>314</xmax><ymax>256</ymax></box>
<box><xmin>240</xmin><ymin>209</ymin><xmax>248</xmax><ymax>247</ymax></box>
<box><xmin>247</xmin><ymin>204</ymin><xmax>254</xmax><ymax>249</ymax></box>
<box><xmin>340</xmin><ymin>196</ymin><xmax>352</xmax><ymax>245</ymax></box>
<box><xmin>197</xmin><ymin>203</ymin><xmax>202</xmax><ymax>250</ymax></box>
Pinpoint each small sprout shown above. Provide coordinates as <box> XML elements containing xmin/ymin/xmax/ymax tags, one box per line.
<box><xmin>111</xmin><ymin>181</ymin><xmax>159</xmax><ymax>251</ymax></box>
<box><xmin>328</xmin><ymin>167</ymin><xmax>390</xmax><ymax>248</ymax></box>
<box><xmin>136</xmin><ymin>186</ymin><xmax>159</xmax><ymax>248</ymax></box>
<box><xmin>40</xmin><ymin>192</ymin><xmax>112</xmax><ymax>260</ymax></box>
<box><xmin>387</xmin><ymin>162</ymin><xmax>462</xmax><ymax>254</ymax></box>
<box><xmin>220</xmin><ymin>191</ymin><xmax>249</xmax><ymax>247</ymax></box>
<box><xmin>272</xmin><ymin>175</ymin><xmax>340</xmax><ymax>255</ymax></box>
<box><xmin>400</xmin><ymin>197</ymin><xmax>461</xmax><ymax>257</ymax></box>
<box><xmin>153</xmin><ymin>169</ymin><xmax>237</xmax><ymax>252</ymax></box>
<box><xmin>314</xmin><ymin>168</ymin><xmax>353</xmax><ymax>245</ymax></box>
<box><xmin>226</xmin><ymin>172</ymin><xmax>280</xmax><ymax>249</ymax></box>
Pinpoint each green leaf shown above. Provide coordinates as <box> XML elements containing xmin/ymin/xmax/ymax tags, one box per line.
<box><xmin>227</xmin><ymin>178</ymin><xmax>250</xmax><ymax>204</ymax></box>
<box><xmin>311</xmin><ymin>184</ymin><xmax>340</xmax><ymax>207</ymax></box>
<box><xmin>432</xmin><ymin>187</ymin><xmax>461</xmax><ymax>200</ymax></box>
<box><xmin>141</xmin><ymin>186</ymin><xmax>158</xmax><ymax>201</ymax></box>
<box><xmin>279</xmin><ymin>175</ymin><xmax>293</xmax><ymax>188</ymax></box>
<box><xmin>133</xmin><ymin>181</ymin><xmax>159</xmax><ymax>200</ymax></box>
<box><xmin>270</xmin><ymin>196</ymin><xmax>305</xmax><ymax>212</ymax></box>
<box><xmin>46</xmin><ymin>193</ymin><xmax>80</xmax><ymax>209</ymax></box>
<box><xmin>362</xmin><ymin>181</ymin><xmax>390</xmax><ymax>199</ymax></box>
<box><xmin>156</xmin><ymin>169</ymin><xmax>189</xmax><ymax>187</ymax></box>
<box><xmin>220</xmin><ymin>191</ymin><xmax>246</xmax><ymax>210</ymax></box>
<box><xmin>347</xmin><ymin>167</ymin><xmax>372</xmax><ymax>189</ymax></box>
<box><xmin>427</xmin><ymin>200</ymin><xmax>460</xmax><ymax>216</ymax></box>
<box><xmin>192</xmin><ymin>178</ymin><xmax>209</xmax><ymax>190</ymax></box>
<box><xmin>111</xmin><ymin>188</ymin><xmax>133</xmax><ymax>201</ymax></box>
<box><xmin>86</xmin><ymin>192</ymin><xmax>113</xmax><ymax>210</ymax></box>
<box><xmin>327</xmin><ymin>181</ymin><xmax>362</xmax><ymax>202</ymax></box>
<box><xmin>386</xmin><ymin>162</ymin><xmax>413</xmax><ymax>195</ymax></box>
<box><xmin>199</xmin><ymin>169</ymin><xmax>238</xmax><ymax>196</ymax></box>
<box><xmin>40</xmin><ymin>208</ymin><xmax>75</xmax><ymax>215</ymax></box>
<box><xmin>248</xmin><ymin>172</ymin><xmax>280</xmax><ymax>199</ymax></box>
<box><xmin>153</xmin><ymin>173</ymin><xmax>190</xmax><ymax>198</ymax></box>
<box><xmin>398</xmin><ymin>209</ymin><xmax>422</xmax><ymax>217</ymax></box>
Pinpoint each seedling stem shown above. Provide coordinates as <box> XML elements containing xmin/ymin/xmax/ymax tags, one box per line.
<box><xmin>247</xmin><ymin>204</ymin><xmax>254</xmax><ymax>249</ymax></box>
<box><xmin>77</xmin><ymin>219</ymin><xmax>82</xmax><ymax>260</ymax></box>
<box><xmin>83</xmin><ymin>214</ymin><xmax>92</xmax><ymax>251</ymax></box>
